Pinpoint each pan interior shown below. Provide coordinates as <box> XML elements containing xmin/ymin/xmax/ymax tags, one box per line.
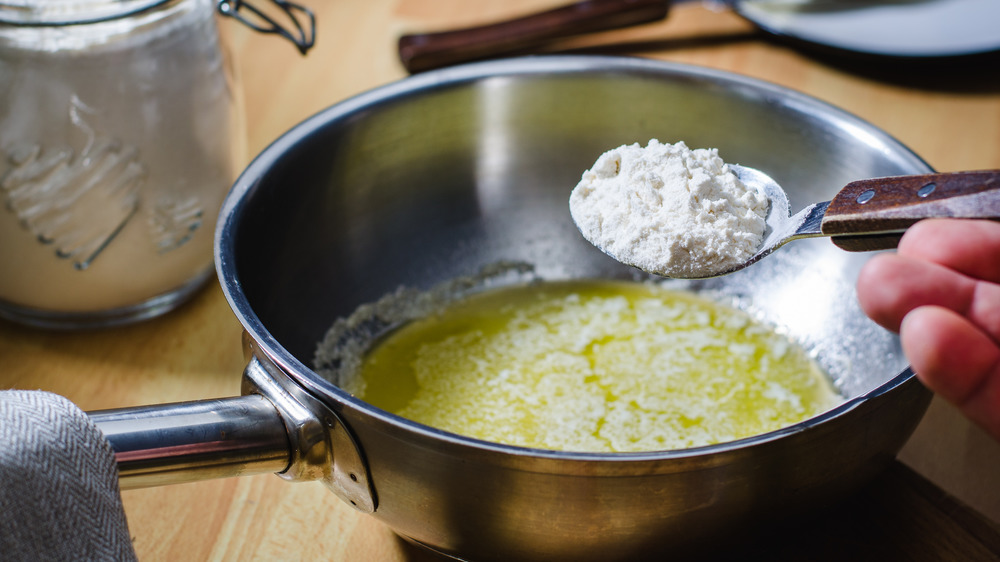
<box><xmin>227</xmin><ymin>59</ymin><xmax>924</xmax><ymax>407</ymax></box>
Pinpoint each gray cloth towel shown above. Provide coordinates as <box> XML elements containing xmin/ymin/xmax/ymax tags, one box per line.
<box><xmin>0</xmin><ymin>390</ymin><xmax>137</xmax><ymax>561</ymax></box>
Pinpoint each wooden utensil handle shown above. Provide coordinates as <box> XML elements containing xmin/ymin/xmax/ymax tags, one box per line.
<box><xmin>821</xmin><ymin>170</ymin><xmax>1000</xmax><ymax>251</ymax></box>
<box><xmin>397</xmin><ymin>0</ymin><xmax>670</xmax><ymax>73</ymax></box>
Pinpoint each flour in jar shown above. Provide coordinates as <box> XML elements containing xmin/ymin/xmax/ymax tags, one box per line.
<box><xmin>569</xmin><ymin>140</ymin><xmax>769</xmax><ymax>278</ymax></box>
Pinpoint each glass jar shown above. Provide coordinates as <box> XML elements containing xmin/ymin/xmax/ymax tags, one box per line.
<box><xmin>0</xmin><ymin>0</ymin><xmax>310</xmax><ymax>329</ymax></box>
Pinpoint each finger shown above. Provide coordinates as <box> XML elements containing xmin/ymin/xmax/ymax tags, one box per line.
<box><xmin>856</xmin><ymin>253</ymin><xmax>976</xmax><ymax>332</ymax></box>
<box><xmin>901</xmin><ymin>306</ymin><xmax>1000</xmax><ymax>441</ymax></box>
<box><xmin>857</xmin><ymin>254</ymin><xmax>1000</xmax><ymax>342</ymax></box>
<box><xmin>898</xmin><ymin>219</ymin><xmax>1000</xmax><ymax>283</ymax></box>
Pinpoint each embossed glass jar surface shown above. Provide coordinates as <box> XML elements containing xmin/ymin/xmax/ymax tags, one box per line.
<box><xmin>0</xmin><ymin>0</ymin><xmax>246</xmax><ymax>328</ymax></box>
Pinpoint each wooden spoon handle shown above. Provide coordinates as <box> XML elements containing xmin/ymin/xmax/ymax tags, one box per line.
<box><xmin>821</xmin><ymin>170</ymin><xmax>1000</xmax><ymax>251</ymax></box>
<box><xmin>398</xmin><ymin>0</ymin><xmax>671</xmax><ymax>73</ymax></box>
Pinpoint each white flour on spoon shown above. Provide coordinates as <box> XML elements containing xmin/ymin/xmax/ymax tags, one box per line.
<box><xmin>569</xmin><ymin>139</ymin><xmax>769</xmax><ymax>278</ymax></box>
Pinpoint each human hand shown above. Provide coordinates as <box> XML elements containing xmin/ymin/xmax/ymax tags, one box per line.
<box><xmin>856</xmin><ymin>218</ymin><xmax>1000</xmax><ymax>442</ymax></box>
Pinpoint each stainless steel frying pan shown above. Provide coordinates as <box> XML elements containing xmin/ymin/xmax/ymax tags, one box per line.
<box><xmin>90</xmin><ymin>56</ymin><xmax>932</xmax><ymax>561</ymax></box>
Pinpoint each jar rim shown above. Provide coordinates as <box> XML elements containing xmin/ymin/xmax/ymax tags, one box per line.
<box><xmin>0</xmin><ymin>0</ymin><xmax>176</xmax><ymax>26</ymax></box>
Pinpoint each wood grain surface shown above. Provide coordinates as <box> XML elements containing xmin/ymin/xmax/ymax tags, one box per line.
<box><xmin>2</xmin><ymin>1</ymin><xmax>1000</xmax><ymax>560</ymax></box>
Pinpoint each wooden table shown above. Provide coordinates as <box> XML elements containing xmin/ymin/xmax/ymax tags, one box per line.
<box><xmin>3</xmin><ymin>2</ymin><xmax>1000</xmax><ymax>559</ymax></box>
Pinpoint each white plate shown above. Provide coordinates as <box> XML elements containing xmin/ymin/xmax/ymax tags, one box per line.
<box><xmin>737</xmin><ymin>0</ymin><xmax>1000</xmax><ymax>58</ymax></box>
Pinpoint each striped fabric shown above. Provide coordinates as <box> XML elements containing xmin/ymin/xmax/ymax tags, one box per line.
<box><xmin>0</xmin><ymin>391</ymin><xmax>136</xmax><ymax>561</ymax></box>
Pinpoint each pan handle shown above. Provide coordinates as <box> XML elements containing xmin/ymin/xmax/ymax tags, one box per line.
<box><xmin>88</xmin><ymin>353</ymin><xmax>377</xmax><ymax>513</ymax></box>
<box><xmin>90</xmin><ymin>394</ymin><xmax>291</xmax><ymax>490</ymax></box>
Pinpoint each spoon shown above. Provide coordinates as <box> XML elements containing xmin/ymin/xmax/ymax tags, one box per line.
<box><xmin>652</xmin><ymin>165</ymin><xmax>1000</xmax><ymax>279</ymax></box>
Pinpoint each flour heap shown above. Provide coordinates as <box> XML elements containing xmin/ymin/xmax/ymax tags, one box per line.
<box><xmin>569</xmin><ymin>139</ymin><xmax>769</xmax><ymax>278</ymax></box>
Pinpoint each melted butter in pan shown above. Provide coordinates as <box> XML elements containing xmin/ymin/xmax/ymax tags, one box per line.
<box><xmin>353</xmin><ymin>279</ymin><xmax>843</xmax><ymax>453</ymax></box>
